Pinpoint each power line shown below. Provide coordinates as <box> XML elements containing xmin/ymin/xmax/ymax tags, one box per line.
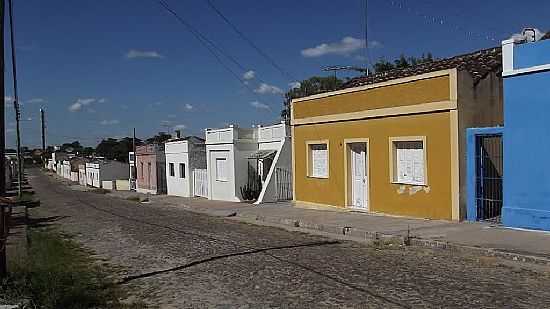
<box><xmin>155</xmin><ymin>0</ymin><xmax>277</xmax><ymax>113</ymax></box>
<box><xmin>388</xmin><ymin>0</ymin><xmax>498</xmax><ymax>42</ymax></box>
<box><xmin>204</xmin><ymin>0</ymin><xmax>296</xmax><ymax>82</ymax></box>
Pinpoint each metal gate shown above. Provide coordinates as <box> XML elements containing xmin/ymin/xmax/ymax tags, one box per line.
<box><xmin>474</xmin><ymin>134</ymin><xmax>503</xmax><ymax>222</ymax></box>
<box><xmin>275</xmin><ymin>167</ymin><xmax>292</xmax><ymax>201</ymax></box>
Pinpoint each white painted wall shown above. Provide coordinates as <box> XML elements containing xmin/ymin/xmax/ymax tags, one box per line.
<box><xmin>255</xmin><ymin>123</ymin><xmax>292</xmax><ymax>204</ymax></box>
<box><xmin>165</xmin><ymin>140</ymin><xmax>191</xmax><ymax>197</ymax></box>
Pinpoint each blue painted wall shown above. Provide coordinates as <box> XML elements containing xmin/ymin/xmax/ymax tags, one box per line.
<box><xmin>514</xmin><ymin>39</ymin><xmax>550</xmax><ymax>70</ymax></box>
<box><xmin>502</xmin><ymin>64</ymin><xmax>550</xmax><ymax>230</ymax></box>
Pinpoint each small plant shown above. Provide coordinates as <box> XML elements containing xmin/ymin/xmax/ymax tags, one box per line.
<box><xmin>240</xmin><ymin>162</ymin><xmax>262</xmax><ymax>201</ymax></box>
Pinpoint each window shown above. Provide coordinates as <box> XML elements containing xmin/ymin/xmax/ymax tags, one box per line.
<box><xmin>169</xmin><ymin>163</ymin><xmax>175</xmax><ymax>177</ymax></box>
<box><xmin>179</xmin><ymin>163</ymin><xmax>185</xmax><ymax>178</ymax></box>
<box><xmin>391</xmin><ymin>138</ymin><xmax>426</xmax><ymax>185</ymax></box>
<box><xmin>129</xmin><ymin>153</ymin><xmax>135</xmax><ymax>162</ymax></box>
<box><xmin>215</xmin><ymin>158</ymin><xmax>227</xmax><ymax>181</ymax></box>
<box><xmin>307</xmin><ymin>142</ymin><xmax>329</xmax><ymax>178</ymax></box>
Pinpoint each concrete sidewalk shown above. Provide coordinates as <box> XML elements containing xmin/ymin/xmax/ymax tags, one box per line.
<box><xmin>49</xmin><ymin>172</ymin><xmax>550</xmax><ymax>264</ymax></box>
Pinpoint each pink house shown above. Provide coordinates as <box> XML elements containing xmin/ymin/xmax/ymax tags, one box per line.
<box><xmin>136</xmin><ymin>144</ymin><xmax>167</xmax><ymax>194</ymax></box>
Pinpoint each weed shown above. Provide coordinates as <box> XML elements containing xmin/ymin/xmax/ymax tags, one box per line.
<box><xmin>1</xmin><ymin>229</ymin><xmax>147</xmax><ymax>308</ymax></box>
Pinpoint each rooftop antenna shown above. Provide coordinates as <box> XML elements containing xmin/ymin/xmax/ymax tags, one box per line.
<box><xmin>323</xmin><ymin>65</ymin><xmax>369</xmax><ymax>77</ymax></box>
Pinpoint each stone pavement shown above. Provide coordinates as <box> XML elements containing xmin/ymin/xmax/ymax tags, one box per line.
<box><xmin>55</xmin><ymin>172</ymin><xmax>550</xmax><ymax>263</ymax></box>
<box><xmin>32</xmin><ymin>171</ymin><xmax>550</xmax><ymax>308</ymax></box>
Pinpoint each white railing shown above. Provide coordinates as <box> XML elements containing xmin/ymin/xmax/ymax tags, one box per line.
<box><xmin>193</xmin><ymin>169</ymin><xmax>208</xmax><ymax>198</ymax></box>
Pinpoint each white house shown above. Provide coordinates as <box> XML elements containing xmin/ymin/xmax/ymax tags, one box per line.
<box><xmin>62</xmin><ymin>160</ymin><xmax>71</xmax><ymax>179</ymax></box>
<box><xmin>78</xmin><ymin>164</ymin><xmax>87</xmax><ymax>186</ymax></box>
<box><xmin>129</xmin><ymin>151</ymin><xmax>136</xmax><ymax>190</ymax></box>
<box><xmin>204</xmin><ymin>123</ymin><xmax>292</xmax><ymax>203</ymax></box>
<box><xmin>252</xmin><ymin>122</ymin><xmax>292</xmax><ymax>204</ymax></box>
<box><xmin>85</xmin><ymin>160</ymin><xmax>129</xmax><ymax>189</ymax></box>
<box><xmin>205</xmin><ymin>125</ymin><xmax>258</xmax><ymax>202</ymax></box>
<box><xmin>165</xmin><ymin>135</ymin><xmax>206</xmax><ymax>197</ymax></box>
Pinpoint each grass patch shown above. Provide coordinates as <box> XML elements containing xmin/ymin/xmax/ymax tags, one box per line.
<box><xmin>125</xmin><ymin>196</ymin><xmax>141</xmax><ymax>202</ymax></box>
<box><xmin>90</xmin><ymin>188</ymin><xmax>110</xmax><ymax>195</ymax></box>
<box><xmin>1</xmin><ymin>229</ymin><xmax>146</xmax><ymax>308</ymax></box>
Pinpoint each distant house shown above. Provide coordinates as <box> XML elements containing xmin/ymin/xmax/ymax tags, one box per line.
<box><xmin>62</xmin><ymin>160</ymin><xmax>71</xmax><ymax>179</ymax></box>
<box><xmin>291</xmin><ymin>47</ymin><xmax>503</xmax><ymax>221</ymax></box>
<box><xmin>69</xmin><ymin>157</ymin><xmax>88</xmax><ymax>182</ymax></box>
<box><xmin>165</xmin><ymin>134</ymin><xmax>206</xmax><ymax>197</ymax></box>
<box><xmin>129</xmin><ymin>151</ymin><xmax>136</xmax><ymax>190</ymax></box>
<box><xmin>78</xmin><ymin>164</ymin><xmax>87</xmax><ymax>186</ymax></box>
<box><xmin>51</xmin><ymin>151</ymin><xmax>68</xmax><ymax>173</ymax></box>
<box><xmin>85</xmin><ymin>160</ymin><xmax>129</xmax><ymax>188</ymax></box>
<box><xmin>136</xmin><ymin>144</ymin><xmax>167</xmax><ymax>194</ymax></box>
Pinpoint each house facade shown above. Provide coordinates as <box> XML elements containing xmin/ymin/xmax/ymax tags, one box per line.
<box><xmin>136</xmin><ymin>144</ymin><xmax>167</xmax><ymax>194</ymax></box>
<box><xmin>253</xmin><ymin>122</ymin><xmax>292</xmax><ymax>203</ymax></box>
<box><xmin>291</xmin><ymin>48</ymin><xmax>503</xmax><ymax>221</ymax></box>
<box><xmin>500</xmin><ymin>35</ymin><xmax>550</xmax><ymax>230</ymax></box>
<box><xmin>165</xmin><ymin>136</ymin><xmax>206</xmax><ymax>197</ymax></box>
<box><xmin>86</xmin><ymin>160</ymin><xmax>129</xmax><ymax>188</ymax></box>
<box><xmin>205</xmin><ymin>125</ymin><xmax>258</xmax><ymax>202</ymax></box>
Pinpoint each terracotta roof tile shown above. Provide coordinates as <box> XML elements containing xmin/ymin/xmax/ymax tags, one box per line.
<box><xmin>342</xmin><ymin>47</ymin><xmax>502</xmax><ymax>89</ymax></box>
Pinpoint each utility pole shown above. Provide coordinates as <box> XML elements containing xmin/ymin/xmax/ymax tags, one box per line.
<box><xmin>8</xmin><ymin>0</ymin><xmax>21</xmax><ymax>198</ymax></box>
<box><xmin>0</xmin><ymin>0</ymin><xmax>7</xmax><ymax>278</ymax></box>
<box><xmin>40</xmin><ymin>108</ymin><xmax>45</xmax><ymax>165</ymax></box>
<box><xmin>132</xmin><ymin>128</ymin><xmax>136</xmax><ymax>191</ymax></box>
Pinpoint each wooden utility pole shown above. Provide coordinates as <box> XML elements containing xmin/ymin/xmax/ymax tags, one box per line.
<box><xmin>8</xmin><ymin>0</ymin><xmax>21</xmax><ymax>198</ymax></box>
<box><xmin>0</xmin><ymin>0</ymin><xmax>7</xmax><ymax>278</ymax></box>
<box><xmin>40</xmin><ymin>108</ymin><xmax>45</xmax><ymax>165</ymax></box>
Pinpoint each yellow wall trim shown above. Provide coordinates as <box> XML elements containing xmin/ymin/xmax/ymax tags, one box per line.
<box><xmin>450</xmin><ymin>110</ymin><xmax>460</xmax><ymax>221</ymax></box>
<box><xmin>293</xmin><ymin>100</ymin><xmax>456</xmax><ymax>126</ymax></box>
<box><xmin>292</xmin><ymin>69</ymin><xmax>454</xmax><ymax>104</ymax></box>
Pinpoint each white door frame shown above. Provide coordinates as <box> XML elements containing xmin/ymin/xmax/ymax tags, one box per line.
<box><xmin>344</xmin><ymin>139</ymin><xmax>370</xmax><ymax>211</ymax></box>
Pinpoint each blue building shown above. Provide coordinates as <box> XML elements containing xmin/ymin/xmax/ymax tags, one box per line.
<box><xmin>501</xmin><ymin>32</ymin><xmax>550</xmax><ymax>230</ymax></box>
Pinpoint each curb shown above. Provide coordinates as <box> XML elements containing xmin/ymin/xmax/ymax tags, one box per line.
<box><xmin>236</xmin><ymin>212</ymin><xmax>550</xmax><ymax>266</ymax></box>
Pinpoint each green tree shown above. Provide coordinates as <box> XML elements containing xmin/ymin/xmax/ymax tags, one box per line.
<box><xmin>373</xmin><ymin>52</ymin><xmax>435</xmax><ymax>73</ymax></box>
<box><xmin>281</xmin><ymin>76</ymin><xmax>343</xmax><ymax>124</ymax></box>
<box><xmin>146</xmin><ymin>132</ymin><xmax>171</xmax><ymax>144</ymax></box>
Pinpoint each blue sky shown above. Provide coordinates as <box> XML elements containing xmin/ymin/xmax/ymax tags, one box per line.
<box><xmin>4</xmin><ymin>0</ymin><xmax>550</xmax><ymax>148</ymax></box>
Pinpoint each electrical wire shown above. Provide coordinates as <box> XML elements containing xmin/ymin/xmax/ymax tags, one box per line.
<box><xmin>204</xmin><ymin>0</ymin><xmax>296</xmax><ymax>82</ymax></box>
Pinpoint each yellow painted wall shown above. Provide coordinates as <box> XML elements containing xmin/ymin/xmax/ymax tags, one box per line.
<box><xmin>293</xmin><ymin>112</ymin><xmax>453</xmax><ymax>220</ymax></box>
<box><xmin>293</xmin><ymin>76</ymin><xmax>450</xmax><ymax>119</ymax></box>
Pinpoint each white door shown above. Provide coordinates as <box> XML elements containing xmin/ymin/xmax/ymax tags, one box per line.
<box><xmin>350</xmin><ymin>143</ymin><xmax>368</xmax><ymax>209</ymax></box>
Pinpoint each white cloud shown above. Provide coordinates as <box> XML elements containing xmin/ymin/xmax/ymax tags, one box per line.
<box><xmin>100</xmin><ymin>119</ymin><xmax>120</xmax><ymax>125</ymax></box>
<box><xmin>184</xmin><ymin>103</ymin><xmax>193</xmax><ymax>110</ymax></box>
<box><xmin>98</xmin><ymin>98</ymin><xmax>107</xmax><ymax>103</ymax></box>
<box><xmin>289</xmin><ymin>82</ymin><xmax>301</xmax><ymax>89</ymax></box>
<box><xmin>26</xmin><ymin>98</ymin><xmax>46</xmax><ymax>104</ymax></box>
<box><xmin>254</xmin><ymin>83</ymin><xmax>283</xmax><ymax>95</ymax></box>
<box><xmin>301</xmin><ymin>36</ymin><xmax>381</xmax><ymax>58</ymax></box>
<box><xmin>160</xmin><ymin>120</ymin><xmax>172</xmax><ymax>126</ymax></box>
<box><xmin>250</xmin><ymin>101</ymin><xmax>270</xmax><ymax>110</ymax></box>
<box><xmin>243</xmin><ymin>70</ymin><xmax>255</xmax><ymax>80</ymax></box>
<box><xmin>26</xmin><ymin>117</ymin><xmax>32</xmax><ymax>121</ymax></box>
<box><xmin>68</xmin><ymin>98</ymin><xmax>96</xmax><ymax>112</ymax></box>
<box><xmin>125</xmin><ymin>49</ymin><xmax>164</xmax><ymax>59</ymax></box>
<box><xmin>167</xmin><ymin>114</ymin><xmax>177</xmax><ymax>119</ymax></box>
<box><xmin>174</xmin><ymin>124</ymin><xmax>187</xmax><ymax>130</ymax></box>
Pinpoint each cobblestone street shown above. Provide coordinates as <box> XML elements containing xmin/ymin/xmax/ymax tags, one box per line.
<box><xmin>28</xmin><ymin>170</ymin><xmax>550</xmax><ymax>308</ymax></box>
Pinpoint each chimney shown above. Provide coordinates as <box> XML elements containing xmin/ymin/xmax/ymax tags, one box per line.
<box><xmin>174</xmin><ymin>129</ymin><xmax>182</xmax><ymax>139</ymax></box>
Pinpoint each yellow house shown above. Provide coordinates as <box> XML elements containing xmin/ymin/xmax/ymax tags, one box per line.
<box><xmin>291</xmin><ymin>48</ymin><xmax>503</xmax><ymax>221</ymax></box>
